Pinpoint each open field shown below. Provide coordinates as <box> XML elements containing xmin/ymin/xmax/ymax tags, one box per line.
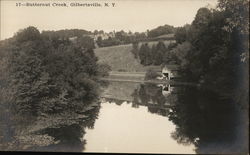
<box><xmin>94</xmin><ymin>40</ymin><xmax>173</xmax><ymax>72</ymax></box>
<box><xmin>94</xmin><ymin>44</ymin><xmax>145</xmax><ymax>72</ymax></box>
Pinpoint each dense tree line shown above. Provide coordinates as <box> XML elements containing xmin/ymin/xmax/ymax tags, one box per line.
<box><xmin>96</xmin><ymin>36</ymin><xmax>121</xmax><ymax>47</ymax></box>
<box><xmin>152</xmin><ymin>2</ymin><xmax>249</xmax><ymax>152</ymax></box>
<box><xmin>132</xmin><ymin>0</ymin><xmax>249</xmax><ymax>152</ymax></box>
<box><xmin>42</xmin><ymin>29</ymin><xmax>91</xmax><ymax>39</ymax></box>
<box><xmin>135</xmin><ymin>0</ymin><xmax>248</xmax><ymax>109</ymax></box>
<box><xmin>131</xmin><ymin>41</ymin><xmax>176</xmax><ymax>66</ymax></box>
<box><xmin>171</xmin><ymin>0</ymin><xmax>249</xmax><ymax>108</ymax></box>
<box><xmin>42</xmin><ymin>31</ymin><xmax>95</xmax><ymax>50</ymax></box>
<box><xmin>95</xmin><ymin>24</ymin><xmax>176</xmax><ymax>47</ymax></box>
<box><xmin>174</xmin><ymin>24</ymin><xmax>191</xmax><ymax>44</ymax></box>
<box><xmin>0</xmin><ymin>26</ymin><xmax>110</xmax><ymax>115</ymax></box>
<box><xmin>0</xmin><ymin>26</ymin><xmax>110</xmax><ymax>149</ymax></box>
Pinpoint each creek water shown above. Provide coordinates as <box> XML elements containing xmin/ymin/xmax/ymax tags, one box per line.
<box><xmin>4</xmin><ymin>81</ymin><xmax>247</xmax><ymax>154</ymax></box>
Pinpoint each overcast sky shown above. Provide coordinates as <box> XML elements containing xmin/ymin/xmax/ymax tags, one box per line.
<box><xmin>0</xmin><ymin>0</ymin><xmax>218</xmax><ymax>40</ymax></box>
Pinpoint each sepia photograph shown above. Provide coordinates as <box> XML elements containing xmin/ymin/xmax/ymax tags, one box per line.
<box><xmin>0</xmin><ymin>0</ymin><xmax>249</xmax><ymax>154</ymax></box>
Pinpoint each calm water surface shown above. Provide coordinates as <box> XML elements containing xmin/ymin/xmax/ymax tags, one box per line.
<box><xmin>2</xmin><ymin>81</ymin><xmax>247</xmax><ymax>154</ymax></box>
<box><xmin>82</xmin><ymin>81</ymin><xmax>247</xmax><ymax>154</ymax></box>
<box><xmin>84</xmin><ymin>102</ymin><xmax>195</xmax><ymax>153</ymax></box>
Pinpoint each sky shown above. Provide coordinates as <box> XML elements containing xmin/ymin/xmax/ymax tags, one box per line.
<box><xmin>0</xmin><ymin>0</ymin><xmax>218</xmax><ymax>40</ymax></box>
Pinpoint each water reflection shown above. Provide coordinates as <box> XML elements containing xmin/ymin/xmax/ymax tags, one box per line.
<box><xmin>1</xmin><ymin>81</ymin><xmax>247</xmax><ymax>153</ymax></box>
<box><xmin>31</xmin><ymin>124</ymin><xmax>86</xmax><ymax>152</ymax></box>
<box><xmin>168</xmin><ymin>86</ymin><xmax>248</xmax><ymax>154</ymax></box>
<box><xmin>0</xmin><ymin>100</ymin><xmax>101</xmax><ymax>152</ymax></box>
<box><xmin>84</xmin><ymin>102</ymin><xmax>195</xmax><ymax>153</ymax></box>
<box><xmin>85</xmin><ymin>82</ymin><xmax>247</xmax><ymax>154</ymax></box>
<box><xmin>28</xmin><ymin>102</ymin><xmax>101</xmax><ymax>152</ymax></box>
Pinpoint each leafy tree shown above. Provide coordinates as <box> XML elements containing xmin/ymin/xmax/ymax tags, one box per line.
<box><xmin>150</xmin><ymin>44</ymin><xmax>157</xmax><ymax>61</ymax></box>
<box><xmin>153</xmin><ymin>41</ymin><xmax>166</xmax><ymax>65</ymax></box>
<box><xmin>99</xmin><ymin>37</ymin><xmax>121</xmax><ymax>47</ymax></box>
<box><xmin>148</xmin><ymin>24</ymin><xmax>175</xmax><ymax>38</ymax></box>
<box><xmin>168</xmin><ymin>0</ymin><xmax>249</xmax><ymax>108</ymax></box>
<box><xmin>93</xmin><ymin>30</ymin><xmax>99</xmax><ymax>35</ymax></box>
<box><xmin>9</xmin><ymin>27</ymin><xmax>53</xmax><ymax>116</ymax></box>
<box><xmin>115</xmin><ymin>30</ymin><xmax>126</xmax><ymax>42</ymax></box>
<box><xmin>164</xmin><ymin>41</ymin><xmax>192</xmax><ymax>67</ymax></box>
<box><xmin>75</xmin><ymin>36</ymin><xmax>95</xmax><ymax>49</ymax></box>
<box><xmin>139</xmin><ymin>43</ymin><xmax>152</xmax><ymax>65</ymax></box>
<box><xmin>42</xmin><ymin>29</ymin><xmax>91</xmax><ymax>39</ymax></box>
<box><xmin>131</xmin><ymin>41</ymin><xmax>139</xmax><ymax>59</ymax></box>
<box><xmin>0</xmin><ymin>26</ymin><xmax>110</xmax><ymax>150</ymax></box>
<box><xmin>174</xmin><ymin>24</ymin><xmax>191</xmax><ymax>44</ymax></box>
<box><xmin>96</xmin><ymin>36</ymin><xmax>103</xmax><ymax>47</ymax></box>
<box><xmin>192</xmin><ymin>8</ymin><xmax>213</xmax><ymax>28</ymax></box>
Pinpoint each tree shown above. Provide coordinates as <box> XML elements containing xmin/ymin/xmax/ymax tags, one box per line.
<box><xmin>0</xmin><ymin>26</ymin><xmax>110</xmax><ymax>150</ymax></box>
<box><xmin>139</xmin><ymin>43</ymin><xmax>152</xmax><ymax>65</ymax></box>
<box><xmin>192</xmin><ymin>8</ymin><xmax>213</xmax><ymax>28</ymax></box>
<box><xmin>150</xmin><ymin>44</ymin><xmax>157</xmax><ymax>61</ymax></box>
<box><xmin>96</xmin><ymin>36</ymin><xmax>103</xmax><ymax>47</ymax></box>
<box><xmin>217</xmin><ymin>0</ymin><xmax>249</xmax><ymax>34</ymax></box>
<box><xmin>75</xmin><ymin>36</ymin><xmax>95</xmax><ymax>49</ymax></box>
<box><xmin>8</xmin><ymin>27</ymin><xmax>52</xmax><ymax>116</ymax></box>
<box><xmin>153</xmin><ymin>41</ymin><xmax>166</xmax><ymax>65</ymax></box>
<box><xmin>131</xmin><ymin>41</ymin><xmax>139</xmax><ymax>59</ymax></box>
<box><xmin>115</xmin><ymin>30</ymin><xmax>126</xmax><ymax>42</ymax></box>
<box><xmin>171</xmin><ymin>0</ymin><xmax>249</xmax><ymax>108</ymax></box>
<box><xmin>174</xmin><ymin>24</ymin><xmax>191</xmax><ymax>44</ymax></box>
<box><xmin>148</xmin><ymin>24</ymin><xmax>175</xmax><ymax>38</ymax></box>
<box><xmin>163</xmin><ymin>41</ymin><xmax>192</xmax><ymax>66</ymax></box>
<box><xmin>15</xmin><ymin>26</ymin><xmax>41</xmax><ymax>43</ymax></box>
<box><xmin>93</xmin><ymin>30</ymin><xmax>99</xmax><ymax>35</ymax></box>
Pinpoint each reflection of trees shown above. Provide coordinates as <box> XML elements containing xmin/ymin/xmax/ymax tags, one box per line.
<box><xmin>102</xmin><ymin>98</ymin><xmax>125</xmax><ymax>106</ymax></box>
<box><xmin>132</xmin><ymin>84</ymin><xmax>163</xmax><ymax>105</ymax></box>
<box><xmin>32</xmin><ymin>124</ymin><xmax>86</xmax><ymax>152</ymax></box>
<box><xmin>29</xmin><ymin>102</ymin><xmax>101</xmax><ymax>152</ymax></box>
<box><xmin>0</xmin><ymin>100</ymin><xmax>101</xmax><ymax>152</ymax></box>
<box><xmin>103</xmin><ymin>83</ymin><xmax>175</xmax><ymax>116</ymax></box>
<box><xmin>147</xmin><ymin>107</ymin><xmax>169</xmax><ymax>117</ymax></box>
<box><xmin>131</xmin><ymin>84</ymin><xmax>177</xmax><ymax>116</ymax></box>
<box><xmin>167</xmin><ymin>86</ymin><xmax>239</xmax><ymax>153</ymax></box>
<box><xmin>105</xmin><ymin>84</ymin><xmax>246</xmax><ymax>153</ymax></box>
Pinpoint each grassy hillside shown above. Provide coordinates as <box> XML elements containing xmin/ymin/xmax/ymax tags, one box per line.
<box><xmin>94</xmin><ymin>40</ymin><xmax>172</xmax><ymax>72</ymax></box>
<box><xmin>94</xmin><ymin>44</ymin><xmax>144</xmax><ymax>72</ymax></box>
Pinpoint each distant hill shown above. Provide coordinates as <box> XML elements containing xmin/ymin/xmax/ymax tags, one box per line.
<box><xmin>94</xmin><ymin>40</ymin><xmax>172</xmax><ymax>72</ymax></box>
